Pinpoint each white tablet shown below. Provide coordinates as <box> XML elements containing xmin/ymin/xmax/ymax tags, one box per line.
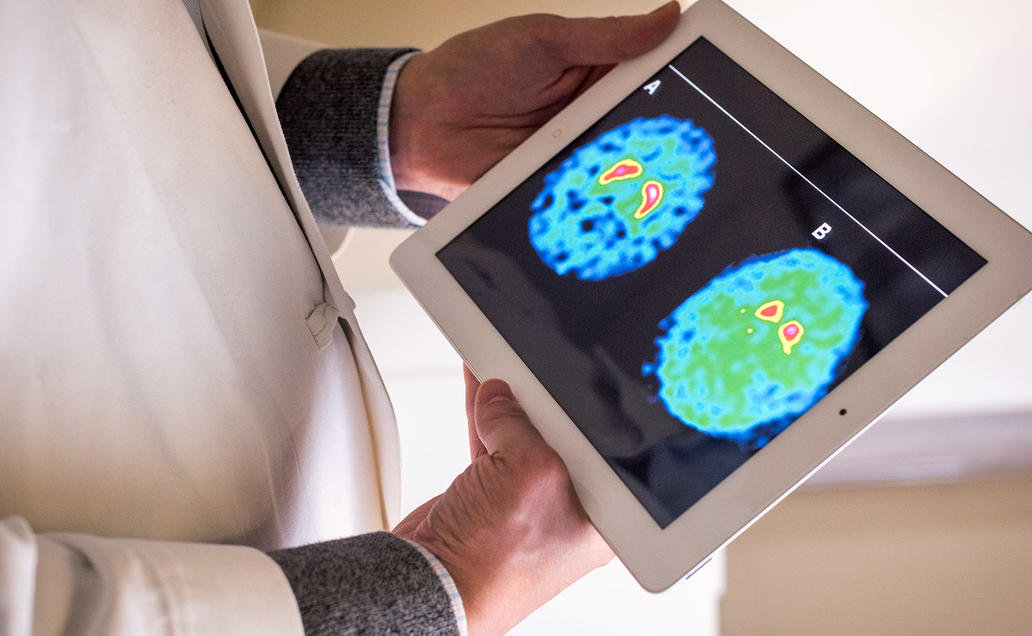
<box><xmin>390</xmin><ymin>0</ymin><xmax>1032</xmax><ymax>592</ymax></box>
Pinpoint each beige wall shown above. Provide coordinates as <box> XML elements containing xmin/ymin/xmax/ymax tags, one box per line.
<box><xmin>723</xmin><ymin>476</ymin><xmax>1032</xmax><ymax>636</ymax></box>
<box><xmin>251</xmin><ymin>0</ymin><xmax>662</xmax><ymax>50</ymax></box>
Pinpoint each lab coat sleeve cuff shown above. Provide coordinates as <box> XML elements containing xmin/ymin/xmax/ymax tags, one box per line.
<box><xmin>1</xmin><ymin>516</ymin><xmax>303</xmax><ymax>635</ymax></box>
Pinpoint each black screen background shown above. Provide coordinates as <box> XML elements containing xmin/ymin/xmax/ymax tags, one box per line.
<box><xmin>437</xmin><ymin>39</ymin><xmax>986</xmax><ymax>527</ymax></box>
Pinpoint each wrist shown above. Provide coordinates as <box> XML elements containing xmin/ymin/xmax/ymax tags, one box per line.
<box><xmin>388</xmin><ymin>53</ymin><xmax>467</xmax><ymax>201</ymax></box>
<box><xmin>388</xmin><ymin>54</ymin><xmax>429</xmax><ymax>193</ymax></box>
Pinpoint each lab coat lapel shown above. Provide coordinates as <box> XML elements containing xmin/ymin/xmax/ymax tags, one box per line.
<box><xmin>199</xmin><ymin>0</ymin><xmax>402</xmax><ymax>528</ymax></box>
<box><xmin>198</xmin><ymin>0</ymin><xmax>349</xmax><ymax>313</ymax></box>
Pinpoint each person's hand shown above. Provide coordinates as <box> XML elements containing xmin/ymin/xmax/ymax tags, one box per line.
<box><xmin>393</xmin><ymin>371</ymin><xmax>613</xmax><ymax>635</ymax></box>
<box><xmin>389</xmin><ymin>2</ymin><xmax>681</xmax><ymax>201</ymax></box>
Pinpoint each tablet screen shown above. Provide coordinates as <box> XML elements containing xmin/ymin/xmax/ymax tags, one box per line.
<box><xmin>436</xmin><ymin>38</ymin><xmax>986</xmax><ymax>528</ymax></box>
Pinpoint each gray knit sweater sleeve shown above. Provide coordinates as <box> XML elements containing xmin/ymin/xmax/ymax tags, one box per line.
<box><xmin>276</xmin><ymin>48</ymin><xmax>418</xmax><ymax>228</ymax></box>
<box><xmin>269</xmin><ymin>532</ymin><xmax>461</xmax><ymax>635</ymax></box>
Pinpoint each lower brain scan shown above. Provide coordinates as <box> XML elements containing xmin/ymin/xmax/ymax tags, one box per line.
<box><xmin>643</xmin><ymin>248</ymin><xmax>868</xmax><ymax>448</ymax></box>
<box><xmin>528</xmin><ymin>116</ymin><xmax>716</xmax><ymax>280</ymax></box>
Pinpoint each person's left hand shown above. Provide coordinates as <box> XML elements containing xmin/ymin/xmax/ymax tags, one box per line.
<box><xmin>389</xmin><ymin>2</ymin><xmax>681</xmax><ymax>201</ymax></box>
<box><xmin>393</xmin><ymin>370</ymin><xmax>613</xmax><ymax>635</ymax></box>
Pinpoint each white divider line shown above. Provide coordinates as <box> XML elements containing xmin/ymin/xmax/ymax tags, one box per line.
<box><xmin>666</xmin><ymin>63</ymin><xmax>948</xmax><ymax>298</ymax></box>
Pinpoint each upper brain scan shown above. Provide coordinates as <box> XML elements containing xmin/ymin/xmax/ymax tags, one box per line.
<box><xmin>528</xmin><ymin>116</ymin><xmax>717</xmax><ymax>280</ymax></box>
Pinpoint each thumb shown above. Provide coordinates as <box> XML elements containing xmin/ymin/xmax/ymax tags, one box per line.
<box><xmin>552</xmin><ymin>1</ymin><xmax>681</xmax><ymax>67</ymax></box>
<box><xmin>473</xmin><ymin>380</ymin><xmax>545</xmax><ymax>455</ymax></box>
<box><xmin>464</xmin><ymin>365</ymin><xmax>489</xmax><ymax>460</ymax></box>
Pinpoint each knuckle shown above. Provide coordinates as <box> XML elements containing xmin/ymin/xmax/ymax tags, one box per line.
<box><xmin>524</xmin><ymin>14</ymin><xmax>567</xmax><ymax>52</ymax></box>
<box><xmin>488</xmin><ymin>452</ymin><xmax>519</xmax><ymax>482</ymax></box>
<box><xmin>528</xmin><ymin>13</ymin><xmax>564</xmax><ymax>33</ymax></box>
<box><xmin>481</xmin><ymin>398</ymin><xmax>529</xmax><ymax>423</ymax></box>
<box><xmin>493</xmin><ymin>444</ymin><xmax>568</xmax><ymax>503</ymax></box>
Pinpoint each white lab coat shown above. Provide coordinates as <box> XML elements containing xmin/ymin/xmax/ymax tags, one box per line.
<box><xmin>0</xmin><ymin>0</ymin><xmax>402</xmax><ymax>632</ymax></box>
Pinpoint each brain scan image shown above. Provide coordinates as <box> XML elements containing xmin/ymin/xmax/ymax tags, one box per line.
<box><xmin>528</xmin><ymin>116</ymin><xmax>717</xmax><ymax>280</ymax></box>
<box><xmin>643</xmin><ymin>248</ymin><xmax>868</xmax><ymax>448</ymax></box>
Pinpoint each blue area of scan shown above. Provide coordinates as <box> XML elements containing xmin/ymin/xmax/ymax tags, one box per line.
<box><xmin>528</xmin><ymin>116</ymin><xmax>716</xmax><ymax>280</ymax></box>
<box><xmin>643</xmin><ymin>249</ymin><xmax>868</xmax><ymax>450</ymax></box>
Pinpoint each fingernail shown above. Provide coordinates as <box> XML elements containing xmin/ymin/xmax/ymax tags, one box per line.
<box><xmin>477</xmin><ymin>380</ymin><xmax>514</xmax><ymax>405</ymax></box>
<box><xmin>650</xmin><ymin>1</ymin><xmax>678</xmax><ymax>14</ymax></box>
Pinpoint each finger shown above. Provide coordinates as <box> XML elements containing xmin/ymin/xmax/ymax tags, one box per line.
<box><xmin>473</xmin><ymin>379</ymin><xmax>545</xmax><ymax>455</ymax></box>
<box><xmin>463</xmin><ymin>364</ymin><xmax>488</xmax><ymax>459</ymax></box>
<box><xmin>548</xmin><ymin>2</ymin><xmax>681</xmax><ymax>68</ymax></box>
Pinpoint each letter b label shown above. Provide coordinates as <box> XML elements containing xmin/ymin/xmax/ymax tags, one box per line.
<box><xmin>811</xmin><ymin>222</ymin><xmax>832</xmax><ymax>240</ymax></box>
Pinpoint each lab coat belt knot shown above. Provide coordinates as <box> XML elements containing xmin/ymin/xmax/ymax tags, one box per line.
<box><xmin>306</xmin><ymin>301</ymin><xmax>340</xmax><ymax>350</ymax></box>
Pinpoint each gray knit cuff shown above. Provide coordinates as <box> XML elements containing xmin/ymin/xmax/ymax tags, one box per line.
<box><xmin>268</xmin><ymin>531</ymin><xmax>461</xmax><ymax>635</ymax></box>
<box><xmin>276</xmin><ymin>47</ymin><xmax>418</xmax><ymax>228</ymax></box>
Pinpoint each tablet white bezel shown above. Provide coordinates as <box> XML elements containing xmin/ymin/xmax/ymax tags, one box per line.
<box><xmin>390</xmin><ymin>0</ymin><xmax>1032</xmax><ymax>591</ymax></box>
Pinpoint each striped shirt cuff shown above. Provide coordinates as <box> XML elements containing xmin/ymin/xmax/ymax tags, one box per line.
<box><xmin>376</xmin><ymin>51</ymin><xmax>425</xmax><ymax>227</ymax></box>
<box><xmin>404</xmin><ymin>539</ymin><xmax>468</xmax><ymax>636</ymax></box>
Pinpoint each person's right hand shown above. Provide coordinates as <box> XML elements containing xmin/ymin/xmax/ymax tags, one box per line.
<box><xmin>389</xmin><ymin>2</ymin><xmax>681</xmax><ymax>201</ymax></box>
<box><xmin>393</xmin><ymin>373</ymin><xmax>613</xmax><ymax>635</ymax></box>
